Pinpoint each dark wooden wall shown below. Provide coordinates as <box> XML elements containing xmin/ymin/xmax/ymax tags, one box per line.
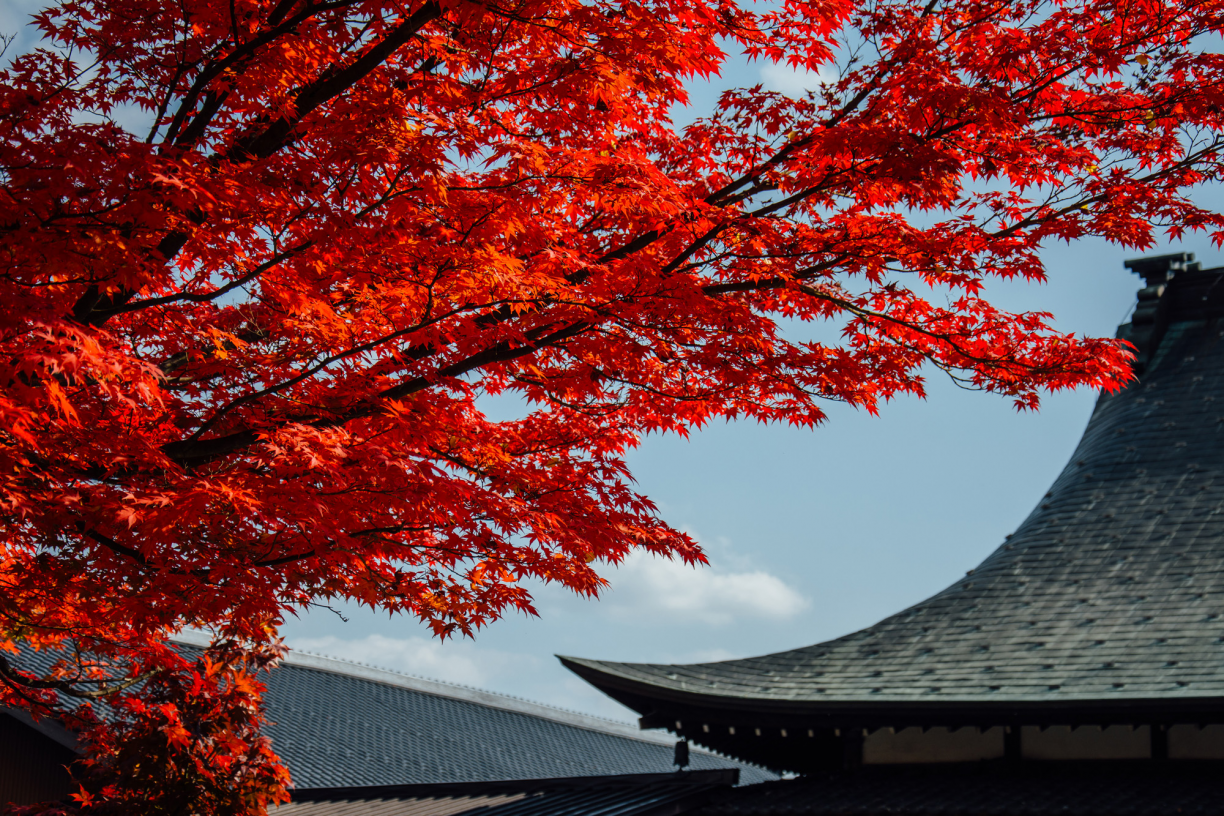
<box><xmin>0</xmin><ymin>714</ymin><xmax>75</xmax><ymax>807</ymax></box>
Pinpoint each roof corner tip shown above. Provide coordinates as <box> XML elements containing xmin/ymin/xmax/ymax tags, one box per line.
<box><xmin>557</xmin><ymin>654</ymin><xmax>601</xmax><ymax>672</ymax></box>
<box><xmin>558</xmin><ymin>655</ymin><xmax>630</xmax><ymax>684</ymax></box>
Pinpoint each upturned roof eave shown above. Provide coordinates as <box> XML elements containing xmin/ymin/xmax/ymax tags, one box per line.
<box><xmin>560</xmin><ymin>656</ymin><xmax>1224</xmax><ymax>726</ymax></box>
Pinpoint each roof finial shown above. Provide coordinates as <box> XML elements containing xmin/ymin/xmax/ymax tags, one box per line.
<box><xmin>1123</xmin><ymin>252</ymin><xmax>1197</xmax><ymax>286</ymax></box>
<box><xmin>1117</xmin><ymin>253</ymin><xmax>1201</xmax><ymax>374</ymax></box>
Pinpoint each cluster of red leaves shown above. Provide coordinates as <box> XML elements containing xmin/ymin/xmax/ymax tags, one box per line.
<box><xmin>2</xmin><ymin>0</ymin><xmax>1224</xmax><ymax>809</ymax></box>
<box><xmin>6</xmin><ymin>641</ymin><xmax>290</xmax><ymax>815</ymax></box>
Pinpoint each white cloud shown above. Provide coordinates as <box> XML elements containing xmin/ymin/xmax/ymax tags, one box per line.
<box><xmin>760</xmin><ymin>61</ymin><xmax>838</xmax><ymax>99</ymax></box>
<box><xmin>601</xmin><ymin>550</ymin><xmax>808</xmax><ymax>626</ymax></box>
<box><xmin>287</xmin><ymin>633</ymin><xmax>539</xmax><ymax>689</ymax></box>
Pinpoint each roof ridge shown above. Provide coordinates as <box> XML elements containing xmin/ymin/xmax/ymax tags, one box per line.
<box><xmin>291</xmin><ymin>645</ymin><xmax>638</xmax><ymax>723</ymax></box>
<box><xmin>172</xmin><ymin>629</ymin><xmax>671</xmax><ymax>746</ymax></box>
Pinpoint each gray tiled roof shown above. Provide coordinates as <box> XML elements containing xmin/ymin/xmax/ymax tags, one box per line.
<box><xmin>251</xmin><ymin>648</ymin><xmax>776</xmax><ymax>788</ymax></box>
<box><xmin>9</xmin><ymin>636</ymin><xmax>776</xmax><ymax>787</ymax></box>
<box><xmin>565</xmin><ymin>266</ymin><xmax>1224</xmax><ymax>710</ymax></box>
<box><xmin>275</xmin><ymin>769</ymin><xmax>738</xmax><ymax>816</ymax></box>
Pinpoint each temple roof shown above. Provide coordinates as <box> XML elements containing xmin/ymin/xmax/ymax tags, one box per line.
<box><xmin>251</xmin><ymin>647</ymin><xmax>773</xmax><ymax>787</ymax></box>
<box><xmin>12</xmin><ymin>634</ymin><xmax>776</xmax><ymax>788</ymax></box>
<box><xmin>275</xmin><ymin>770</ymin><xmax>739</xmax><ymax>816</ymax></box>
<box><xmin>564</xmin><ymin>261</ymin><xmax>1224</xmax><ymax>722</ymax></box>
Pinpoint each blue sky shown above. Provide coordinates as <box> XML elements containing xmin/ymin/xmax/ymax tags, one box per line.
<box><xmin>5</xmin><ymin>2</ymin><xmax>1221</xmax><ymax>723</ymax></box>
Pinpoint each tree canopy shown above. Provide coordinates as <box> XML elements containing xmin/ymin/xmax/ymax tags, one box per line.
<box><xmin>2</xmin><ymin>0</ymin><xmax>1222</xmax><ymax>809</ymax></box>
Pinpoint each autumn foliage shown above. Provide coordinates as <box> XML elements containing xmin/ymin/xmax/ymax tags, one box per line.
<box><xmin>2</xmin><ymin>0</ymin><xmax>1224</xmax><ymax>809</ymax></box>
<box><xmin>4</xmin><ymin>641</ymin><xmax>289</xmax><ymax>816</ymax></box>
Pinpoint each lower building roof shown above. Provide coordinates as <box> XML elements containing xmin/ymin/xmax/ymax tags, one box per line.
<box><xmin>12</xmin><ymin>633</ymin><xmax>776</xmax><ymax>788</ymax></box>
<box><xmin>252</xmin><ymin>643</ymin><xmax>774</xmax><ymax>787</ymax></box>
<box><xmin>274</xmin><ymin>769</ymin><xmax>739</xmax><ymax>816</ymax></box>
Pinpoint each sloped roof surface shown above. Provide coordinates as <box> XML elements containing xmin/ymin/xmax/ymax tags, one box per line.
<box><xmin>567</xmin><ymin>266</ymin><xmax>1224</xmax><ymax>707</ymax></box>
<box><xmin>691</xmin><ymin>763</ymin><xmax>1224</xmax><ymax>816</ymax></box>
<box><xmin>275</xmin><ymin>770</ymin><xmax>738</xmax><ymax>816</ymax></box>
<box><xmin>9</xmin><ymin>639</ymin><xmax>775</xmax><ymax>787</ymax></box>
<box><xmin>257</xmin><ymin>651</ymin><xmax>775</xmax><ymax>787</ymax></box>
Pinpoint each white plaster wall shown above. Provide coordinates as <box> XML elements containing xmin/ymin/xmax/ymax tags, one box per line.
<box><xmin>863</xmin><ymin>727</ymin><xmax>1005</xmax><ymax>764</ymax></box>
<box><xmin>1021</xmin><ymin>725</ymin><xmax>1149</xmax><ymax>760</ymax></box>
<box><xmin>1169</xmin><ymin>724</ymin><xmax>1224</xmax><ymax>759</ymax></box>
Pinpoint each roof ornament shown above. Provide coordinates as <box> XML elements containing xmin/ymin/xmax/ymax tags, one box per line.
<box><xmin>1119</xmin><ymin>252</ymin><xmax>1199</xmax><ymax>373</ymax></box>
<box><xmin>1124</xmin><ymin>252</ymin><xmax>1197</xmax><ymax>287</ymax></box>
<box><xmin>674</xmin><ymin>739</ymin><xmax>690</xmax><ymax>769</ymax></box>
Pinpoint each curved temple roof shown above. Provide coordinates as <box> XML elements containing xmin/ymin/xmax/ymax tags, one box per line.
<box><xmin>564</xmin><ymin>262</ymin><xmax>1224</xmax><ymax>728</ymax></box>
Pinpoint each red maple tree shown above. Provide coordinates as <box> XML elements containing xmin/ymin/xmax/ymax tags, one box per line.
<box><xmin>2</xmin><ymin>0</ymin><xmax>1222</xmax><ymax>810</ymax></box>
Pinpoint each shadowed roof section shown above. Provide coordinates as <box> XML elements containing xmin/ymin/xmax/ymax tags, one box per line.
<box><xmin>563</xmin><ymin>263</ymin><xmax>1224</xmax><ymax>723</ymax></box>
<box><xmin>274</xmin><ymin>769</ymin><xmax>739</xmax><ymax>816</ymax></box>
<box><xmin>689</xmin><ymin>763</ymin><xmax>1224</xmax><ymax>816</ymax></box>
